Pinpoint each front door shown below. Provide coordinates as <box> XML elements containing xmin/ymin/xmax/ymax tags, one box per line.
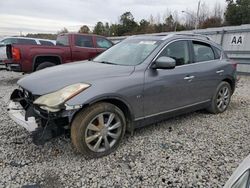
<box><xmin>143</xmin><ymin>40</ymin><xmax>199</xmax><ymax>117</ymax></box>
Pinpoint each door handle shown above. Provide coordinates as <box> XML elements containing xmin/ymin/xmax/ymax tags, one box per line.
<box><xmin>216</xmin><ymin>70</ymin><xmax>224</xmax><ymax>74</ymax></box>
<box><xmin>184</xmin><ymin>75</ymin><xmax>195</xmax><ymax>80</ymax></box>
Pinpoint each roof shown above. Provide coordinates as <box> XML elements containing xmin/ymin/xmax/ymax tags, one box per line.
<box><xmin>1</xmin><ymin>36</ymin><xmax>55</xmax><ymax>42</ymax></box>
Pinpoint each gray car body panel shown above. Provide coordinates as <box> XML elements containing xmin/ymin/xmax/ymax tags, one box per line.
<box><xmin>16</xmin><ymin>35</ymin><xmax>236</xmax><ymax>124</ymax></box>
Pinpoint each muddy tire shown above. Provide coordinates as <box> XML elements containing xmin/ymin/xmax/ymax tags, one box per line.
<box><xmin>71</xmin><ymin>102</ymin><xmax>126</xmax><ymax>158</ymax></box>
<box><xmin>207</xmin><ymin>81</ymin><xmax>232</xmax><ymax>114</ymax></box>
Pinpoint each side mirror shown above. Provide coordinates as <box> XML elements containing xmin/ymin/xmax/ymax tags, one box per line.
<box><xmin>152</xmin><ymin>56</ymin><xmax>176</xmax><ymax>69</ymax></box>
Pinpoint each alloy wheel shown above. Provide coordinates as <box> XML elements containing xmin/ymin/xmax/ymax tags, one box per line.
<box><xmin>85</xmin><ymin>112</ymin><xmax>122</xmax><ymax>152</ymax></box>
<box><xmin>216</xmin><ymin>86</ymin><xmax>230</xmax><ymax>111</ymax></box>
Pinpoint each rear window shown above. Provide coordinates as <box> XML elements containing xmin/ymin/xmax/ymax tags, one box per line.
<box><xmin>56</xmin><ymin>35</ymin><xmax>69</xmax><ymax>46</ymax></box>
<box><xmin>39</xmin><ymin>40</ymin><xmax>54</xmax><ymax>46</ymax></box>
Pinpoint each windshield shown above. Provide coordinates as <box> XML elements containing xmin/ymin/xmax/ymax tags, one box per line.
<box><xmin>94</xmin><ymin>38</ymin><xmax>162</xmax><ymax>66</ymax></box>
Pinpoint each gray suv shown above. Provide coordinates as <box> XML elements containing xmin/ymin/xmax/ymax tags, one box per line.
<box><xmin>8</xmin><ymin>34</ymin><xmax>237</xmax><ymax>158</ymax></box>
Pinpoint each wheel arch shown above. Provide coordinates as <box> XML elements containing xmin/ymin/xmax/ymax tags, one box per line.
<box><xmin>222</xmin><ymin>76</ymin><xmax>236</xmax><ymax>94</ymax></box>
<box><xmin>33</xmin><ymin>55</ymin><xmax>62</xmax><ymax>71</ymax></box>
<box><xmin>71</xmin><ymin>96</ymin><xmax>135</xmax><ymax>132</ymax></box>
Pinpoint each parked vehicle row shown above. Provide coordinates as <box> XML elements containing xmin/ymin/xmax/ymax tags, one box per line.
<box><xmin>0</xmin><ymin>36</ymin><xmax>56</xmax><ymax>46</ymax></box>
<box><xmin>0</xmin><ymin>33</ymin><xmax>113</xmax><ymax>72</ymax></box>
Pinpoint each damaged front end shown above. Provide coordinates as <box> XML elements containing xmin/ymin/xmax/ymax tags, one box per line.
<box><xmin>8</xmin><ymin>88</ymin><xmax>77</xmax><ymax>145</ymax></box>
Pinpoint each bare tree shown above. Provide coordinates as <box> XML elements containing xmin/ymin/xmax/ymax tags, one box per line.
<box><xmin>213</xmin><ymin>2</ymin><xmax>224</xmax><ymax>19</ymax></box>
<box><xmin>198</xmin><ymin>2</ymin><xmax>210</xmax><ymax>27</ymax></box>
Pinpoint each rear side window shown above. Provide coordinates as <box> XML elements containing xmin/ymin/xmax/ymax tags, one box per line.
<box><xmin>39</xmin><ymin>40</ymin><xmax>54</xmax><ymax>46</ymax></box>
<box><xmin>56</xmin><ymin>35</ymin><xmax>69</xmax><ymax>46</ymax></box>
<box><xmin>17</xmin><ymin>39</ymin><xmax>37</xmax><ymax>45</ymax></box>
<box><xmin>75</xmin><ymin>35</ymin><xmax>93</xmax><ymax>48</ymax></box>
<box><xmin>213</xmin><ymin>47</ymin><xmax>222</xmax><ymax>59</ymax></box>
<box><xmin>96</xmin><ymin>37</ymin><xmax>112</xmax><ymax>49</ymax></box>
<box><xmin>158</xmin><ymin>40</ymin><xmax>190</xmax><ymax>66</ymax></box>
<box><xmin>193</xmin><ymin>41</ymin><xmax>215</xmax><ymax>62</ymax></box>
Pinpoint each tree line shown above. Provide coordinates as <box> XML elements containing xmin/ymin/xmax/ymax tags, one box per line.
<box><xmin>26</xmin><ymin>0</ymin><xmax>250</xmax><ymax>40</ymax></box>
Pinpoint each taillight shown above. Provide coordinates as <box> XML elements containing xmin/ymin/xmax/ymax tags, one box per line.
<box><xmin>12</xmin><ymin>47</ymin><xmax>21</xmax><ymax>60</ymax></box>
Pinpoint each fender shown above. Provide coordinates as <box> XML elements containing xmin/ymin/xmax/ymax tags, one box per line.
<box><xmin>67</xmin><ymin>93</ymin><xmax>135</xmax><ymax>121</ymax></box>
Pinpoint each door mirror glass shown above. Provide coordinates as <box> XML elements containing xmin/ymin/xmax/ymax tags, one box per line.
<box><xmin>152</xmin><ymin>56</ymin><xmax>176</xmax><ymax>69</ymax></box>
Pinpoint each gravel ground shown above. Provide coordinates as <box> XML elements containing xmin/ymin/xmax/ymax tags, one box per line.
<box><xmin>0</xmin><ymin>70</ymin><xmax>249</xmax><ymax>188</ymax></box>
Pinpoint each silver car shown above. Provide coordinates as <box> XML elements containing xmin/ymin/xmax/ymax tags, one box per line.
<box><xmin>224</xmin><ymin>154</ymin><xmax>250</xmax><ymax>188</ymax></box>
<box><xmin>8</xmin><ymin>34</ymin><xmax>237</xmax><ymax>158</ymax></box>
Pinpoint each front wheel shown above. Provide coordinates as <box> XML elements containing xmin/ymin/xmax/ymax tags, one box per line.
<box><xmin>207</xmin><ymin>81</ymin><xmax>232</xmax><ymax>114</ymax></box>
<box><xmin>71</xmin><ymin>102</ymin><xmax>126</xmax><ymax>158</ymax></box>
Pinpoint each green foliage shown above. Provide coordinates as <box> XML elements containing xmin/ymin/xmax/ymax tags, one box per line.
<box><xmin>225</xmin><ymin>0</ymin><xmax>250</xmax><ymax>25</ymax></box>
<box><xmin>201</xmin><ymin>16</ymin><xmax>223</xmax><ymax>29</ymax></box>
<box><xmin>57</xmin><ymin>27</ymin><xmax>69</xmax><ymax>34</ymax></box>
<box><xmin>78</xmin><ymin>25</ymin><xmax>90</xmax><ymax>33</ymax></box>
<box><xmin>25</xmin><ymin>33</ymin><xmax>57</xmax><ymax>40</ymax></box>
<box><xmin>26</xmin><ymin>3</ymin><xmax>245</xmax><ymax>39</ymax></box>
<box><xmin>93</xmin><ymin>22</ymin><xmax>105</xmax><ymax>35</ymax></box>
<box><xmin>118</xmin><ymin>12</ymin><xmax>138</xmax><ymax>35</ymax></box>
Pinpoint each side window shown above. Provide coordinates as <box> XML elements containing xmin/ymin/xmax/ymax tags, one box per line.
<box><xmin>75</xmin><ymin>35</ymin><xmax>93</xmax><ymax>48</ymax></box>
<box><xmin>17</xmin><ymin>39</ymin><xmax>37</xmax><ymax>45</ymax></box>
<box><xmin>158</xmin><ymin>40</ymin><xmax>190</xmax><ymax>66</ymax></box>
<box><xmin>39</xmin><ymin>40</ymin><xmax>54</xmax><ymax>46</ymax></box>
<box><xmin>56</xmin><ymin>35</ymin><xmax>69</xmax><ymax>46</ymax></box>
<box><xmin>231</xmin><ymin>169</ymin><xmax>250</xmax><ymax>188</ymax></box>
<box><xmin>96</xmin><ymin>37</ymin><xmax>112</xmax><ymax>49</ymax></box>
<box><xmin>193</xmin><ymin>41</ymin><xmax>215</xmax><ymax>62</ymax></box>
<box><xmin>213</xmin><ymin>47</ymin><xmax>222</xmax><ymax>59</ymax></box>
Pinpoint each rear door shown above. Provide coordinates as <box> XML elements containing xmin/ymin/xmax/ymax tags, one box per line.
<box><xmin>71</xmin><ymin>35</ymin><xmax>97</xmax><ymax>61</ymax></box>
<box><xmin>188</xmin><ymin>40</ymin><xmax>224</xmax><ymax>102</ymax></box>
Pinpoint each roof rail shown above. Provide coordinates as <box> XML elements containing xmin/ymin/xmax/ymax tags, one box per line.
<box><xmin>148</xmin><ymin>32</ymin><xmax>212</xmax><ymax>41</ymax></box>
<box><xmin>173</xmin><ymin>33</ymin><xmax>211</xmax><ymax>40</ymax></box>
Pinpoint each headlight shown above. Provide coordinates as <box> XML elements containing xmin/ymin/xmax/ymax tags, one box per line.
<box><xmin>34</xmin><ymin>83</ymin><xmax>90</xmax><ymax>112</ymax></box>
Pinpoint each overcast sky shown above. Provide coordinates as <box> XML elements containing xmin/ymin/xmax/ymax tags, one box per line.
<box><xmin>0</xmin><ymin>0</ymin><xmax>226</xmax><ymax>36</ymax></box>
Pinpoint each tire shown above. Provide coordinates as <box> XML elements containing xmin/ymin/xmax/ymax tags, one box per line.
<box><xmin>207</xmin><ymin>81</ymin><xmax>232</xmax><ymax>114</ymax></box>
<box><xmin>71</xmin><ymin>102</ymin><xmax>126</xmax><ymax>158</ymax></box>
<box><xmin>36</xmin><ymin>62</ymin><xmax>56</xmax><ymax>71</ymax></box>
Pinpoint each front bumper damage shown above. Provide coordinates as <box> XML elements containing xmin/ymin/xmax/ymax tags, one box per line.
<box><xmin>8</xmin><ymin>101</ymin><xmax>38</xmax><ymax>132</ymax></box>
<box><xmin>8</xmin><ymin>89</ymin><xmax>77</xmax><ymax>145</ymax></box>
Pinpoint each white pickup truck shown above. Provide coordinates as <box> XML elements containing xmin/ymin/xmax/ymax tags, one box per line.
<box><xmin>0</xmin><ymin>44</ymin><xmax>8</xmax><ymax>66</ymax></box>
<box><xmin>0</xmin><ymin>37</ymin><xmax>56</xmax><ymax>66</ymax></box>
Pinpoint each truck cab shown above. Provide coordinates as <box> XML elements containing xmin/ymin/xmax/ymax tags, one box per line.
<box><xmin>3</xmin><ymin>33</ymin><xmax>113</xmax><ymax>72</ymax></box>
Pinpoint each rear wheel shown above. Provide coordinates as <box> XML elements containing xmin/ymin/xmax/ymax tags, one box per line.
<box><xmin>207</xmin><ymin>81</ymin><xmax>232</xmax><ymax>114</ymax></box>
<box><xmin>71</xmin><ymin>102</ymin><xmax>126</xmax><ymax>158</ymax></box>
<box><xmin>36</xmin><ymin>62</ymin><xmax>56</xmax><ymax>71</ymax></box>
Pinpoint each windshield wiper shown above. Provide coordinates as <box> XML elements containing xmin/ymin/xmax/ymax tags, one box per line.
<box><xmin>98</xmin><ymin>61</ymin><xmax>117</xmax><ymax>65</ymax></box>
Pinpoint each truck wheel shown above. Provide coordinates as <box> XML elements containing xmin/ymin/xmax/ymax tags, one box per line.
<box><xmin>207</xmin><ymin>81</ymin><xmax>232</xmax><ymax>114</ymax></box>
<box><xmin>36</xmin><ymin>62</ymin><xmax>56</xmax><ymax>71</ymax></box>
<box><xmin>71</xmin><ymin>102</ymin><xmax>126</xmax><ymax>158</ymax></box>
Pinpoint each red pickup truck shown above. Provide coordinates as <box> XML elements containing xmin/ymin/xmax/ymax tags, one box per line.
<box><xmin>2</xmin><ymin>33</ymin><xmax>113</xmax><ymax>72</ymax></box>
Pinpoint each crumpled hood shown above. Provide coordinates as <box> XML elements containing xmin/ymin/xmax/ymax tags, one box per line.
<box><xmin>18</xmin><ymin>61</ymin><xmax>135</xmax><ymax>95</ymax></box>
